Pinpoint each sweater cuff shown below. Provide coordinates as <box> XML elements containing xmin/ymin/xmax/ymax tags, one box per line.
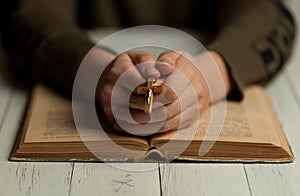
<box><xmin>207</xmin><ymin>26</ymin><xmax>268</xmax><ymax>88</ymax></box>
<box><xmin>207</xmin><ymin>26</ymin><xmax>268</xmax><ymax>100</ymax></box>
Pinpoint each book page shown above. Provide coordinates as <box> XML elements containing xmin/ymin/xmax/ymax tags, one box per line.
<box><xmin>23</xmin><ymin>86</ymin><xmax>79</xmax><ymax>142</ymax></box>
<box><xmin>24</xmin><ymin>85</ymin><xmax>148</xmax><ymax>147</ymax></box>
<box><xmin>151</xmin><ymin>86</ymin><xmax>281</xmax><ymax>146</ymax></box>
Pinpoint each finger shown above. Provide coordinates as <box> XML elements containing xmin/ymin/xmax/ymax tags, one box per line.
<box><xmin>110</xmin><ymin>53</ymin><xmax>146</xmax><ymax>91</ymax></box>
<box><xmin>99</xmin><ymin>78</ymin><xmax>140</xmax><ymax>107</ymax></box>
<box><xmin>129</xmin><ymin>93</ymin><xmax>146</xmax><ymax>110</ymax></box>
<box><xmin>102</xmin><ymin>105</ymin><xmax>115</xmax><ymax>125</ymax></box>
<box><xmin>107</xmin><ymin>79</ymin><xmax>208</xmax><ymax>126</ymax></box>
<box><xmin>174</xmin><ymin>52</ymin><xmax>199</xmax><ymax>82</ymax></box>
<box><xmin>114</xmin><ymin>107</ymin><xmax>164</xmax><ymax>124</ymax></box>
<box><xmin>128</xmin><ymin>84</ymin><xmax>177</xmax><ymax>109</ymax></box>
<box><xmin>158</xmin><ymin>55</ymin><xmax>199</xmax><ymax>103</ymax></box>
<box><xmin>189</xmin><ymin>77</ymin><xmax>211</xmax><ymax>111</ymax></box>
<box><xmin>114</xmin><ymin>103</ymin><xmax>199</xmax><ymax>135</ymax></box>
<box><xmin>114</xmin><ymin>108</ymin><xmax>151</xmax><ymax>125</ymax></box>
<box><xmin>155</xmin><ymin>84</ymin><xmax>197</xmax><ymax>120</ymax></box>
<box><xmin>126</xmin><ymin>98</ymin><xmax>198</xmax><ymax>125</ymax></box>
<box><xmin>136</xmin><ymin>61</ymin><xmax>161</xmax><ymax>79</ymax></box>
<box><xmin>156</xmin><ymin>50</ymin><xmax>183</xmax><ymax>75</ymax></box>
<box><xmin>129</xmin><ymin>82</ymin><xmax>181</xmax><ymax>109</ymax></box>
<box><xmin>113</xmin><ymin>119</ymin><xmax>163</xmax><ymax>136</ymax></box>
<box><xmin>107</xmin><ymin>92</ymin><xmax>193</xmax><ymax>128</ymax></box>
<box><xmin>144</xmin><ymin>65</ymin><xmax>161</xmax><ymax>79</ymax></box>
<box><xmin>129</xmin><ymin>82</ymin><xmax>196</xmax><ymax>115</ymax></box>
<box><xmin>155</xmin><ymin>62</ymin><xmax>174</xmax><ymax>76</ymax></box>
<box><xmin>158</xmin><ymin>103</ymin><xmax>199</xmax><ymax>133</ymax></box>
<box><xmin>128</xmin><ymin>50</ymin><xmax>155</xmax><ymax>64</ymax></box>
<box><xmin>127</xmin><ymin>51</ymin><xmax>160</xmax><ymax>79</ymax></box>
<box><xmin>129</xmin><ymin>54</ymin><xmax>200</xmax><ymax>108</ymax></box>
<box><xmin>129</xmin><ymin>78</ymin><xmax>164</xmax><ymax>110</ymax></box>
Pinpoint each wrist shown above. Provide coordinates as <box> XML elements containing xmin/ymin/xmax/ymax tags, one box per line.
<box><xmin>78</xmin><ymin>48</ymin><xmax>116</xmax><ymax>101</ymax></box>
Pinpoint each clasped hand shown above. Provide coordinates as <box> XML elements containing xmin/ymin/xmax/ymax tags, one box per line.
<box><xmin>96</xmin><ymin>50</ymin><xmax>229</xmax><ymax>135</ymax></box>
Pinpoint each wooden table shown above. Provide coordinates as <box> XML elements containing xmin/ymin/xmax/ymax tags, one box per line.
<box><xmin>1</xmin><ymin>1</ymin><xmax>300</xmax><ymax>195</ymax></box>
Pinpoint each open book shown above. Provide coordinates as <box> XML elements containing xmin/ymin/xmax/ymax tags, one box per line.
<box><xmin>10</xmin><ymin>85</ymin><xmax>294</xmax><ymax>162</ymax></box>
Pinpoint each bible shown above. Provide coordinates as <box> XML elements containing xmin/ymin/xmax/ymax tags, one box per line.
<box><xmin>10</xmin><ymin>85</ymin><xmax>294</xmax><ymax>162</ymax></box>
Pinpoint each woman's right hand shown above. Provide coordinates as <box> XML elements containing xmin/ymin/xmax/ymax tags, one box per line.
<box><xmin>96</xmin><ymin>50</ymin><xmax>161</xmax><ymax>125</ymax></box>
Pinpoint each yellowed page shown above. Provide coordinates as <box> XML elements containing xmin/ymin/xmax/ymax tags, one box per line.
<box><xmin>24</xmin><ymin>85</ymin><xmax>148</xmax><ymax>147</ymax></box>
<box><xmin>151</xmin><ymin>86</ymin><xmax>281</xmax><ymax>146</ymax></box>
<box><xmin>24</xmin><ymin>85</ymin><xmax>80</xmax><ymax>142</ymax></box>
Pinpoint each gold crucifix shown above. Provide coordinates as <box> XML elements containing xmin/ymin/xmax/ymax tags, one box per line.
<box><xmin>135</xmin><ymin>78</ymin><xmax>163</xmax><ymax>113</ymax></box>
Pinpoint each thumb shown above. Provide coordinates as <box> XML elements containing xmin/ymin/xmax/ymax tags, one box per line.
<box><xmin>128</xmin><ymin>51</ymin><xmax>161</xmax><ymax>79</ymax></box>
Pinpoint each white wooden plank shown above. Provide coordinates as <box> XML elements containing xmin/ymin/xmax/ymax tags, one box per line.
<box><xmin>244</xmin><ymin>2</ymin><xmax>300</xmax><ymax>194</ymax></box>
<box><xmin>0</xmin><ymin>88</ymin><xmax>73</xmax><ymax>196</ymax></box>
<box><xmin>285</xmin><ymin>0</ymin><xmax>300</xmax><ymax>103</ymax></box>
<box><xmin>70</xmin><ymin>163</ymin><xmax>160</xmax><ymax>196</ymax></box>
<box><xmin>244</xmin><ymin>73</ymin><xmax>300</xmax><ymax>196</ymax></box>
<box><xmin>71</xmin><ymin>163</ymin><xmax>160</xmax><ymax>196</ymax></box>
<box><xmin>244</xmin><ymin>163</ymin><xmax>300</xmax><ymax>196</ymax></box>
<box><xmin>0</xmin><ymin>163</ymin><xmax>73</xmax><ymax>196</ymax></box>
<box><xmin>0</xmin><ymin>87</ymin><xmax>28</xmax><ymax>161</ymax></box>
<box><xmin>160</xmin><ymin>163</ymin><xmax>250</xmax><ymax>196</ymax></box>
<box><xmin>285</xmin><ymin>25</ymin><xmax>300</xmax><ymax>102</ymax></box>
<box><xmin>286</xmin><ymin>54</ymin><xmax>300</xmax><ymax>104</ymax></box>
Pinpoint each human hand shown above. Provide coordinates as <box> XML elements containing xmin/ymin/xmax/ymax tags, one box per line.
<box><xmin>113</xmin><ymin>50</ymin><xmax>232</xmax><ymax>134</ymax></box>
<box><xmin>96</xmin><ymin>50</ymin><xmax>162</xmax><ymax>125</ymax></box>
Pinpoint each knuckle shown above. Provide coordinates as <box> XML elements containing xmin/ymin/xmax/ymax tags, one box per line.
<box><xmin>196</xmin><ymin>89</ymin><xmax>204</xmax><ymax>100</ymax></box>
<box><xmin>166</xmin><ymin>88</ymin><xmax>177</xmax><ymax>101</ymax></box>
<box><xmin>113</xmin><ymin>123</ymin><xmax>123</xmax><ymax>132</ymax></box>
<box><xmin>159</xmin><ymin>52</ymin><xmax>173</xmax><ymax>60</ymax></box>
<box><xmin>108</xmin><ymin>66</ymin><xmax>120</xmax><ymax>81</ymax></box>
<box><xmin>162</xmin><ymin>106</ymin><xmax>169</xmax><ymax>119</ymax></box>
<box><xmin>137</xmin><ymin>50</ymin><xmax>151</xmax><ymax>56</ymax></box>
<box><xmin>194</xmin><ymin>84</ymin><xmax>204</xmax><ymax>100</ymax></box>
<box><xmin>138</xmin><ymin>54</ymin><xmax>153</xmax><ymax>63</ymax></box>
<box><xmin>118</xmin><ymin>52</ymin><xmax>129</xmax><ymax>60</ymax></box>
<box><xmin>131</xmin><ymin>51</ymin><xmax>154</xmax><ymax>63</ymax></box>
<box><xmin>100</xmin><ymin>86</ymin><xmax>111</xmax><ymax>101</ymax></box>
<box><xmin>129</xmin><ymin>94</ymin><xmax>138</xmax><ymax>105</ymax></box>
<box><xmin>162</xmin><ymin>121</ymin><xmax>171</xmax><ymax>132</ymax></box>
<box><xmin>158</xmin><ymin>51</ymin><xmax>171</xmax><ymax>58</ymax></box>
<box><xmin>129</xmin><ymin>95</ymin><xmax>143</xmax><ymax>109</ymax></box>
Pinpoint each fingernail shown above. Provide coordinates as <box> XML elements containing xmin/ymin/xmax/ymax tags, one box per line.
<box><xmin>145</xmin><ymin>67</ymin><xmax>160</xmax><ymax>78</ymax></box>
<box><xmin>157</xmin><ymin>61</ymin><xmax>172</xmax><ymax>67</ymax></box>
<box><xmin>155</xmin><ymin>61</ymin><xmax>174</xmax><ymax>75</ymax></box>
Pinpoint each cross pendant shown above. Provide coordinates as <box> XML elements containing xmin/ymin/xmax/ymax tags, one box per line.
<box><xmin>135</xmin><ymin>78</ymin><xmax>163</xmax><ymax>113</ymax></box>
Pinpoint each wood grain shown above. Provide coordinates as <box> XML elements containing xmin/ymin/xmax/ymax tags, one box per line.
<box><xmin>244</xmin><ymin>74</ymin><xmax>300</xmax><ymax>196</ymax></box>
<box><xmin>70</xmin><ymin>163</ymin><xmax>160</xmax><ymax>196</ymax></box>
<box><xmin>159</xmin><ymin>163</ymin><xmax>251</xmax><ymax>196</ymax></box>
<box><xmin>0</xmin><ymin>163</ymin><xmax>73</xmax><ymax>196</ymax></box>
<box><xmin>0</xmin><ymin>88</ymin><xmax>28</xmax><ymax>161</ymax></box>
<box><xmin>285</xmin><ymin>0</ymin><xmax>300</xmax><ymax>104</ymax></box>
<box><xmin>0</xmin><ymin>88</ymin><xmax>74</xmax><ymax>196</ymax></box>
